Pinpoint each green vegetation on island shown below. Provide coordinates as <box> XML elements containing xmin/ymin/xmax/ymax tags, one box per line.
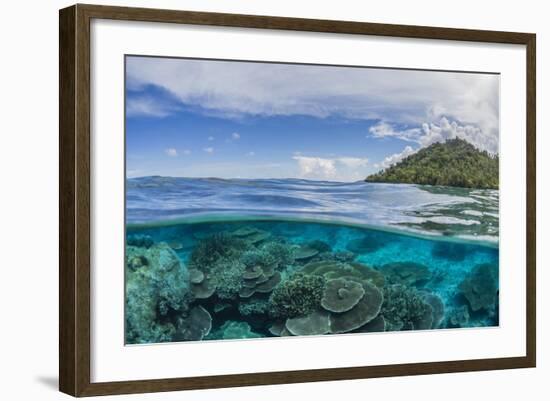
<box><xmin>366</xmin><ymin>138</ymin><xmax>499</xmax><ymax>189</ymax></box>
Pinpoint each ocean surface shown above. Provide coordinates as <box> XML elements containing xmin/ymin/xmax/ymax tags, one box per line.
<box><xmin>125</xmin><ymin>176</ymin><xmax>499</xmax><ymax>344</ymax></box>
<box><xmin>126</xmin><ymin>176</ymin><xmax>499</xmax><ymax>243</ymax></box>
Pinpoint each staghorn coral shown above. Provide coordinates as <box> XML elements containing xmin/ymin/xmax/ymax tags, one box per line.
<box><xmin>268</xmin><ymin>273</ymin><xmax>326</xmax><ymax>318</ymax></box>
<box><xmin>125</xmin><ymin>243</ymin><xmax>191</xmax><ymax>344</ymax></box>
<box><xmin>459</xmin><ymin>262</ymin><xmax>499</xmax><ymax>312</ymax></box>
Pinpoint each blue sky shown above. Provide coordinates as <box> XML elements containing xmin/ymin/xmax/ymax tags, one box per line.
<box><xmin>126</xmin><ymin>56</ymin><xmax>499</xmax><ymax>182</ymax></box>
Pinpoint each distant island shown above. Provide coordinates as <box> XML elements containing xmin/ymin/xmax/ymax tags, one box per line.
<box><xmin>366</xmin><ymin>138</ymin><xmax>499</xmax><ymax>189</ymax></box>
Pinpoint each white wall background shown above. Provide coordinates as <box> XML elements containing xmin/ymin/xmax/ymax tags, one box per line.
<box><xmin>0</xmin><ymin>0</ymin><xmax>545</xmax><ymax>400</ymax></box>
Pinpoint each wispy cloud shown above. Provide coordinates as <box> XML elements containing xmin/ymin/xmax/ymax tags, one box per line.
<box><xmin>232</xmin><ymin>132</ymin><xmax>241</xmax><ymax>140</ymax></box>
<box><xmin>127</xmin><ymin>97</ymin><xmax>173</xmax><ymax>118</ymax></box>
<box><xmin>368</xmin><ymin>121</ymin><xmax>422</xmax><ymax>142</ymax></box>
<box><xmin>165</xmin><ymin>148</ymin><xmax>178</xmax><ymax>157</ymax></box>
<box><xmin>203</xmin><ymin>147</ymin><xmax>214</xmax><ymax>154</ymax></box>
<box><xmin>207</xmin><ymin>136</ymin><xmax>214</xmax><ymax>141</ymax></box>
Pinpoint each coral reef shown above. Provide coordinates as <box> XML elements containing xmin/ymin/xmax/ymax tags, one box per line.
<box><xmin>125</xmin><ymin>220</ymin><xmax>495</xmax><ymax>344</ymax></box>
<box><xmin>321</xmin><ymin>278</ymin><xmax>365</xmax><ymax>313</ymax></box>
<box><xmin>459</xmin><ymin>263</ymin><xmax>498</xmax><ymax>312</ymax></box>
<box><xmin>380</xmin><ymin>284</ymin><xmax>444</xmax><ymax>331</ymax></box>
<box><xmin>269</xmin><ymin>273</ymin><xmax>325</xmax><ymax>318</ymax></box>
<box><xmin>286</xmin><ymin>310</ymin><xmax>330</xmax><ymax>336</ymax></box>
<box><xmin>189</xmin><ymin>233</ymin><xmax>246</xmax><ymax>268</ymax></box>
<box><xmin>328</xmin><ymin>281</ymin><xmax>383</xmax><ymax>333</ymax></box>
<box><xmin>125</xmin><ymin>242</ymin><xmax>191</xmax><ymax>343</ymax></box>
<box><xmin>238</xmin><ymin>298</ymin><xmax>270</xmax><ymax>317</ymax></box>
<box><xmin>174</xmin><ymin>306</ymin><xmax>212</xmax><ymax>341</ymax></box>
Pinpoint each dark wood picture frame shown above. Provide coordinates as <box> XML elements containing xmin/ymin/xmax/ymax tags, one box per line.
<box><xmin>59</xmin><ymin>3</ymin><xmax>536</xmax><ymax>397</ymax></box>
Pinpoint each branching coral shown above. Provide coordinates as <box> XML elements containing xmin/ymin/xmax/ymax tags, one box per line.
<box><xmin>380</xmin><ymin>284</ymin><xmax>442</xmax><ymax>331</ymax></box>
<box><xmin>189</xmin><ymin>233</ymin><xmax>246</xmax><ymax>269</ymax></box>
<box><xmin>268</xmin><ymin>273</ymin><xmax>326</xmax><ymax>319</ymax></box>
<box><xmin>210</xmin><ymin>259</ymin><xmax>246</xmax><ymax>300</ymax></box>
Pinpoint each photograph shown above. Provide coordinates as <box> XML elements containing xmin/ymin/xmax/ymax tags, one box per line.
<box><xmin>124</xmin><ymin>55</ymin><xmax>500</xmax><ymax>344</ymax></box>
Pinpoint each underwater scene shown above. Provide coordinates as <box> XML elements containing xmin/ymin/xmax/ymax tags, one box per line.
<box><xmin>125</xmin><ymin>177</ymin><xmax>499</xmax><ymax>344</ymax></box>
<box><xmin>125</xmin><ymin>56</ymin><xmax>500</xmax><ymax>344</ymax></box>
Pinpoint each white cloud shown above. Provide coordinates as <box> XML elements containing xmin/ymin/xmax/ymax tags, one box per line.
<box><xmin>207</xmin><ymin>136</ymin><xmax>214</xmax><ymax>141</ymax></box>
<box><xmin>182</xmin><ymin>149</ymin><xmax>191</xmax><ymax>155</ymax></box>
<box><xmin>127</xmin><ymin>97</ymin><xmax>172</xmax><ymax>117</ymax></box>
<box><xmin>419</xmin><ymin>117</ymin><xmax>498</xmax><ymax>154</ymax></box>
<box><xmin>375</xmin><ymin>146</ymin><xmax>416</xmax><ymax>169</ymax></box>
<box><xmin>292</xmin><ymin>155</ymin><xmax>369</xmax><ymax>181</ymax></box>
<box><xmin>203</xmin><ymin>147</ymin><xmax>214</xmax><ymax>154</ymax></box>
<box><xmin>232</xmin><ymin>132</ymin><xmax>241</xmax><ymax>140</ymax></box>
<box><xmin>368</xmin><ymin>121</ymin><xmax>422</xmax><ymax>142</ymax></box>
<box><xmin>247</xmin><ymin>151</ymin><xmax>255</xmax><ymax>156</ymax></box>
<box><xmin>372</xmin><ymin>116</ymin><xmax>498</xmax><ymax>171</ymax></box>
<box><xmin>165</xmin><ymin>148</ymin><xmax>178</xmax><ymax>157</ymax></box>
<box><xmin>127</xmin><ymin>56</ymin><xmax>499</xmax><ymax>150</ymax></box>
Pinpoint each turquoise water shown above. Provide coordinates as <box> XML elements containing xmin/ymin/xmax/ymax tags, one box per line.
<box><xmin>125</xmin><ymin>177</ymin><xmax>499</xmax><ymax>344</ymax></box>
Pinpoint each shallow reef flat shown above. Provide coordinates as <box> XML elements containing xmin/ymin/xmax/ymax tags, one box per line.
<box><xmin>125</xmin><ymin>219</ymin><xmax>499</xmax><ymax>344</ymax></box>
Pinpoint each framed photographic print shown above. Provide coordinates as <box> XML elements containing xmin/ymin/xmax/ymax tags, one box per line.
<box><xmin>59</xmin><ymin>4</ymin><xmax>536</xmax><ymax>397</ymax></box>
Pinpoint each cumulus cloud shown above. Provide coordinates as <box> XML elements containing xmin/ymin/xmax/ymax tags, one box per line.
<box><xmin>372</xmin><ymin>116</ymin><xmax>498</xmax><ymax>171</ymax></box>
<box><xmin>203</xmin><ymin>147</ymin><xmax>214</xmax><ymax>154</ymax></box>
<box><xmin>126</xmin><ymin>56</ymin><xmax>499</xmax><ymax>149</ymax></box>
<box><xmin>375</xmin><ymin>146</ymin><xmax>416</xmax><ymax>169</ymax></box>
<box><xmin>231</xmin><ymin>132</ymin><xmax>241</xmax><ymax>140</ymax></box>
<box><xmin>419</xmin><ymin>117</ymin><xmax>498</xmax><ymax>154</ymax></box>
<box><xmin>293</xmin><ymin>155</ymin><xmax>369</xmax><ymax>181</ymax></box>
<box><xmin>165</xmin><ymin>148</ymin><xmax>178</xmax><ymax>157</ymax></box>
